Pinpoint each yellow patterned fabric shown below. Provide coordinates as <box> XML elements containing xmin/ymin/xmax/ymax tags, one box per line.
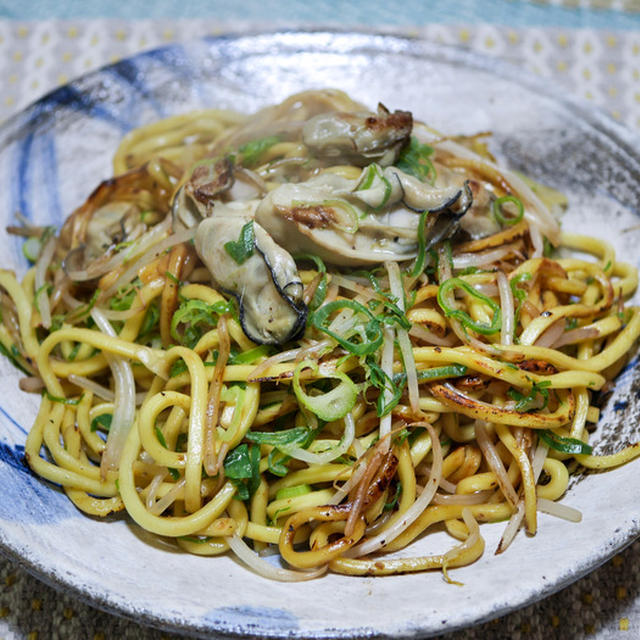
<box><xmin>1</xmin><ymin>17</ymin><xmax>640</xmax><ymax>640</ymax></box>
<box><xmin>0</xmin><ymin>20</ymin><xmax>639</xmax><ymax>128</ymax></box>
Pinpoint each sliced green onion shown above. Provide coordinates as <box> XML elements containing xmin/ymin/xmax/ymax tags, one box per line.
<box><xmin>437</xmin><ymin>277</ymin><xmax>501</xmax><ymax>335</ymax></box>
<box><xmin>539</xmin><ymin>430</ymin><xmax>593</xmax><ymax>455</ymax></box>
<box><xmin>178</xmin><ymin>535</ymin><xmax>213</xmax><ymax>544</ymax></box>
<box><xmin>170</xmin><ymin>298</ymin><xmax>232</xmax><ymax>347</ymax></box>
<box><xmin>510</xmin><ymin>272</ymin><xmax>532</xmax><ymax>327</ymax></box>
<box><xmin>275</xmin><ymin>484</ymin><xmax>312</xmax><ymax>501</ymax></box>
<box><xmin>267</xmin><ymin>449</ymin><xmax>290</xmax><ymax>477</ymax></box>
<box><xmin>0</xmin><ymin>342</ymin><xmax>29</xmax><ymax>374</ymax></box>
<box><xmin>238</xmin><ymin>135</ymin><xmax>280</xmax><ymax>167</ymax></box>
<box><xmin>66</xmin><ymin>342</ymin><xmax>82</xmax><ymax>362</ymax></box>
<box><xmin>294</xmin><ymin>253</ymin><xmax>327</xmax><ymax>310</ymax></box>
<box><xmin>355</xmin><ymin>163</ymin><xmax>392</xmax><ymax>209</ymax></box>
<box><xmin>366</xmin><ymin>356</ymin><xmax>403</xmax><ymax>417</ymax></box>
<box><xmin>507</xmin><ymin>380</ymin><xmax>551</xmax><ymax>412</ymax></box>
<box><xmin>395</xmin><ymin>136</ymin><xmax>436</xmax><ymax>184</ymax></box>
<box><xmin>357</xmin><ymin>164</ymin><xmax>378</xmax><ymax>191</ymax></box>
<box><xmin>169</xmin><ymin>358</ymin><xmax>188</xmax><ymax>378</ymax></box>
<box><xmin>310</xmin><ymin>299</ymin><xmax>383</xmax><ymax>356</ymax></box>
<box><xmin>154</xmin><ymin>425</ymin><xmax>169</xmax><ymax>449</ymax></box>
<box><xmin>44</xmin><ymin>391</ymin><xmax>83</xmax><ymax>405</ymax></box>
<box><xmin>22</xmin><ymin>237</ymin><xmax>41</xmax><ymax>263</ymax></box>
<box><xmin>66</xmin><ymin>289</ymin><xmax>100</xmax><ymax>324</ymax></box>
<box><xmin>319</xmin><ymin>199</ymin><xmax>360</xmax><ymax>234</ymax></box>
<box><xmin>393</xmin><ymin>364</ymin><xmax>468</xmax><ymax>386</ymax></box>
<box><xmin>492</xmin><ymin>195</ymin><xmax>524</xmax><ymax>227</ymax></box>
<box><xmin>230</xmin><ymin>345</ymin><xmax>274</xmax><ymax>365</ymax></box>
<box><xmin>292</xmin><ymin>362</ymin><xmax>357</xmax><ymax>422</ymax></box>
<box><xmin>109</xmin><ymin>280</ymin><xmax>140</xmax><ymax>311</ymax></box>
<box><xmin>90</xmin><ymin>413</ymin><xmax>112</xmax><ymax>432</ymax></box>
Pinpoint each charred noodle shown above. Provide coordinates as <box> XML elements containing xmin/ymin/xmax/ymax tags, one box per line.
<box><xmin>3</xmin><ymin>89</ymin><xmax>640</xmax><ymax>581</ymax></box>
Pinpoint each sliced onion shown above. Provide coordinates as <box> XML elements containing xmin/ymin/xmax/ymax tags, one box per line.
<box><xmin>102</xmin><ymin>225</ymin><xmax>195</xmax><ymax>298</ymax></box>
<box><xmin>145</xmin><ymin>473</ymin><xmax>166</xmax><ymax>510</ymax></box>
<box><xmin>328</xmin><ymin>274</ymin><xmax>386</xmax><ymax>304</ymax></box>
<box><xmin>347</xmin><ymin>422</ymin><xmax>442</xmax><ymax>557</ymax></box>
<box><xmin>91</xmin><ymin>308</ymin><xmax>136</xmax><ymax>477</ymax></box>
<box><xmin>34</xmin><ymin>233</ymin><xmax>57</xmax><ymax>329</ymax></box>
<box><xmin>416</xmin><ymin>467</ymin><xmax>457</xmax><ymax>494</ymax></box>
<box><xmin>19</xmin><ymin>376</ymin><xmax>44</xmax><ymax>392</ymax></box>
<box><xmin>280</xmin><ymin>411</ymin><xmax>355</xmax><ymax>465</ymax></box>
<box><xmin>475</xmin><ymin>420</ymin><xmax>518</xmax><ymax>505</ymax></box>
<box><xmin>247</xmin><ymin>340</ymin><xmax>331</xmax><ymax>382</ymax></box>
<box><xmin>471</xmin><ymin>282</ymin><xmax>499</xmax><ymax>297</ymax></box>
<box><xmin>521</xmin><ymin>300</ymin><xmax>541</xmax><ymax>320</ymax></box>
<box><xmin>551</xmin><ymin>326</ymin><xmax>599</xmax><ymax>349</ymax></box>
<box><xmin>378</xmin><ymin>326</ymin><xmax>396</xmax><ymax>452</ymax></box>
<box><xmin>537</xmin><ymin>497</ymin><xmax>582</xmax><ymax>522</ymax></box>
<box><xmin>528</xmin><ymin>221</ymin><xmax>544</xmax><ymax>259</ymax></box>
<box><xmin>68</xmin><ymin>373</ymin><xmax>147</xmax><ymax>406</ymax></box>
<box><xmin>226</xmin><ymin>534</ymin><xmax>327</xmax><ymax>582</ymax></box>
<box><xmin>433</xmin><ymin>490</ymin><xmax>494</xmax><ymax>505</ymax></box>
<box><xmin>496</xmin><ymin>271</ymin><xmax>514</xmax><ymax>346</ymax></box>
<box><xmin>344</xmin><ymin>445</ymin><xmax>385</xmax><ymax>537</ymax></box>
<box><xmin>149</xmin><ymin>477</ymin><xmax>185</xmax><ymax>515</ymax></box>
<box><xmin>496</xmin><ymin>439</ymin><xmax>549</xmax><ymax>553</ymax></box>
<box><xmin>534</xmin><ymin>319</ymin><xmax>565</xmax><ymax>348</ymax></box>
<box><xmin>328</xmin><ymin>456</ymin><xmax>367</xmax><ymax>505</ymax></box>
<box><xmin>204</xmin><ymin>315</ymin><xmax>230</xmax><ymax>476</ymax></box>
<box><xmin>386</xmin><ymin>260</ymin><xmax>419</xmax><ymax>414</ymax></box>
<box><xmin>409</xmin><ymin>324</ymin><xmax>457</xmax><ymax>347</ymax></box>
<box><xmin>66</xmin><ymin>215</ymin><xmax>171</xmax><ymax>282</ymax></box>
<box><xmin>496</xmin><ymin>501</ymin><xmax>525</xmax><ymax>554</ymax></box>
<box><xmin>452</xmin><ymin>244</ymin><xmax>517</xmax><ymax>269</ymax></box>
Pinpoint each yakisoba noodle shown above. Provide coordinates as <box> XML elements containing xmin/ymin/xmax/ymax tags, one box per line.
<box><xmin>3</xmin><ymin>89</ymin><xmax>640</xmax><ymax>581</ymax></box>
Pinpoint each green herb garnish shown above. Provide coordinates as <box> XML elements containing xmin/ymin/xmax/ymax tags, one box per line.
<box><xmin>395</xmin><ymin>136</ymin><xmax>436</xmax><ymax>184</ymax></box>
<box><xmin>310</xmin><ymin>299</ymin><xmax>384</xmax><ymax>356</ymax></box>
<box><xmin>507</xmin><ymin>380</ymin><xmax>551</xmax><ymax>413</ymax></box>
<box><xmin>170</xmin><ymin>298</ymin><xmax>232</xmax><ymax>348</ymax></box>
<box><xmin>90</xmin><ymin>413</ymin><xmax>112</xmax><ymax>432</ymax></box>
<box><xmin>224</xmin><ymin>220</ymin><xmax>255</xmax><ymax>265</ymax></box>
<box><xmin>238</xmin><ymin>135</ymin><xmax>280</xmax><ymax>168</ymax></box>
<box><xmin>223</xmin><ymin>443</ymin><xmax>261</xmax><ymax>501</ymax></box>
<box><xmin>539</xmin><ymin>430</ymin><xmax>593</xmax><ymax>455</ymax></box>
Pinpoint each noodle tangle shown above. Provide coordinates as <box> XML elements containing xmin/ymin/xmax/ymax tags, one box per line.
<box><xmin>3</xmin><ymin>89</ymin><xmax>640</xmax><ymax>581</ymax></box>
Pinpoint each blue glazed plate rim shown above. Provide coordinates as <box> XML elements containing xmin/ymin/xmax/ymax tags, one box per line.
<box><xmin>0</xmin><ymin>29</ymin><xmax>639</xmax><ymax>640</ymax></box>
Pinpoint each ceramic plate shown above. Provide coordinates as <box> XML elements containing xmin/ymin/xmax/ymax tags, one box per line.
<box><xmin>0</xmin><ymin>31</ymin><xmax>639</xmax><ymax>639</ymax></box>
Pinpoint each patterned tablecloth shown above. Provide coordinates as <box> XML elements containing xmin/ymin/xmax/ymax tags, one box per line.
<box><xmin>0</xmin><ymin>9</ymin><xmax>640</xmax><ymax>640</ymax></box>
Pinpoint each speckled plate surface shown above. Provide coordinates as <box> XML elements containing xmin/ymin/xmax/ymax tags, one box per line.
<box><xmin>0</xmin><ymin>31</ymin><xmax>639</xmax><ymax>640</ymax></box>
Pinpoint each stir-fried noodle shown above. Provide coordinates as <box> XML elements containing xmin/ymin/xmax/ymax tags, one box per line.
<box><xmin>3</xmin><ymin>89</ymin><xmax>639</xmax><ymax>580</ymax></box>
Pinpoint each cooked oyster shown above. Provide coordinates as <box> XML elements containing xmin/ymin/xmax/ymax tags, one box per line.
<box><xmin>62</xmin><ymin>201</ymin><xmax>145</xmax><ymax>279</ymax></box>
<box><xmin>194</xmin><ymin>207</ymin><xmax>307</xmax><ymax>345</ymax></box>
<box><xmin>172</xmin><ymin>156</ymin><xmax>234</xmax><ymax>229</ymax></box>
<box><xmin>302</xmin><ymin>104</ymin><xmax>412</xmax><ymax>167</ymax></box>
<box><xmin>255</xmin><ymin>165</ymin><xmax>472</xmax><ymax>267</ymax></box>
